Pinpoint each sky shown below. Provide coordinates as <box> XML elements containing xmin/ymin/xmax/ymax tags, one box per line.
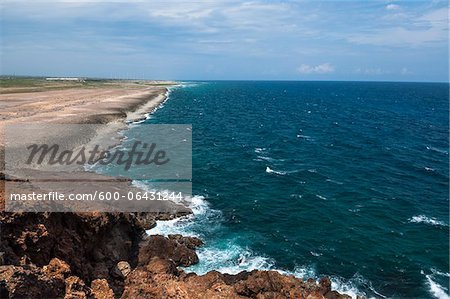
<box><xmin>0</xmin><ymin>0</ymin><xmax>448</xmax><ymax>82</ymax></box>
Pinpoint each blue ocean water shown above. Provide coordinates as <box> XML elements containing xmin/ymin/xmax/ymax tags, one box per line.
<box><xmin>120</xmin><ymin>81</ymin><xmax>449</xmax><ymax>298</ymax></box>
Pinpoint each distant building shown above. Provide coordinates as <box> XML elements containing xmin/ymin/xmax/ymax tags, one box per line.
<box><xmin>45</xmin><ymin>77</ymin><xmax>84</xmax><ymax>82</ymax></box>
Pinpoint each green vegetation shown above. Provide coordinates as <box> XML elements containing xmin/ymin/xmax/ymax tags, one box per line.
<box><xmin>0</xmin><ymin>76</ymin><xmax>173</xmax><ymax>94</ymax></box>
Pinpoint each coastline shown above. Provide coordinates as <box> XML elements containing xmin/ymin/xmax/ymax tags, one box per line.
<box><xmin>0</xmin><ymin>79</ymin><xmax>353</xmax><ymax>298</ymax></box>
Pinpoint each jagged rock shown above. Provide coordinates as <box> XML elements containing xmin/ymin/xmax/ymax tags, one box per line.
<box><xmin>0</xmin><ymin>209</ymin><xmax>354</xmax><ymax>299</ymax></box>
<box><xmin>0</xmin><ymin>212</ymin><xmax>145</xmax><ymax>292</ymax></box>
<box><xmin>120</xmin><ymin>268</ymin><xmax>157</xmax><ymax>298</ymax></box>
<box><xmin>91</xmin><ymin>279</ymin><xmax>115</xmax><ymax>299</ymax></box>
<box><xmin>139</xmin><ymin>235</ymin><xmax>201</xmax><ymax>267</ymax></box>
<box><xmin>112</xmin><ymin>261</ymin><xmax>131</xmax><ymax>278</ymax></box>
<box><xmin>43</xmin><ymin>258</ymin><xmax>71</xmax><ymax>279</ymax></box>
<box><xmin>168</xmin><ymin>234</ymin><xmax>204</xmax><ymax>249</ymax></box>
<box><xmin>0</xmin><ymin>264</ymin><xmax>66</xmax><ymax>298</ymax></box>
<box><xmin>121</xmin><ymin>261</ymin><xmax>355</xmax><ymax>299</ymax></box>
<box><xmin>65</xmin><ymin>275</ymin><xmax>90</xmax><ymax>299</ymax></box>
<box><xmin>146</xmin><ymin>257</ymin><xmax>179</xmax><ymax>276</ymax></box>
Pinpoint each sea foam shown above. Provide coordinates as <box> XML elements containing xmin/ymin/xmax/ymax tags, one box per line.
<box><xmin>147</xmin><ymin>193</ymin><xmax>370</xmax><ymax>299</ymax></box>
<box><xmin>422</xmin><ymin>270</ymin><xmax>450</xmax><ymax>299</ymax></box>
<box><xmin>409</xmin><ymin>215</ymin><xmax>448</xmax><ymax>227</ymax></box>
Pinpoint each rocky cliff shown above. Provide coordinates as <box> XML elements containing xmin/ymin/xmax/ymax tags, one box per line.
<box><xmin>1</xmin><ymin>190</ymin><xmax>356</xmax><ymax>299</ymax></box>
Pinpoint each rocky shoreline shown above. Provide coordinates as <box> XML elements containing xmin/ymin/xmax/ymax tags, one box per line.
<box><xmin>0</xmin><ymin>80</ymin><xmax>356</xmax><ymax>298</ymax></box>
<box><xmin>0</xmin><ymin>209</ymin><xmax>354</xmax><ymax>299</ymax></box>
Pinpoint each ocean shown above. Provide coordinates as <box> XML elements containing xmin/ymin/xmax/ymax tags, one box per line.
<box><xmin>107</xmin><ymin>81</ymin><xmax>449</xmax><ymax>298</ymax></box>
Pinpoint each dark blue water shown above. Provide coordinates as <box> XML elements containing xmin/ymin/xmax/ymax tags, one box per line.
<box><xmin>132</xmin><ymin>81</ymin><xmax>448</xmax><ymax>298</ymax></box>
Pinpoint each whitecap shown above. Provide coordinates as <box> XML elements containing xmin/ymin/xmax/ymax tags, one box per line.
<box><xmin>326</xmin><ymin>178</ymin><xmax>343</xmax><ymax>185</ymax></box>
<box><xmin>257</xmin><ymin>155</ymin><xmax>277</xmax><ymax>162</ymax></box>
<box><xmin>297</xmin><ymin>134</ymin><xmax>313</xmax><ymax>140</ymax></box>
<box><xmin>255</xmin><ymin>147</ymin><xmax>266</xmax><ymax>153</ymax></box>
<box><xmin>422</xmin><ymin>270</ymin><xmax>450</xmax><ymax>299</ymax></box>
<box><xmin>426</xmin><ymin>146</ymin><xmax>449</xmax><ymax>155</ymax></box>
<box><xmin>266</xmin><ymin>166</ymin><xmax>287</xmax><ymax>175</ymax></box>
<box><xmin>331</xmin><ymin>274</ymin><xmax>384</xmax><ymax>299</ymax></box>
<box><xmin>409</xmin><ymin>215</ymin><xmax>448</xmax><ymax>227</ymax></box>
<box><xmin>189</xmin><ymin>244</ymin><xmax>274</xmax><ymax>275</ymax></box>
<box><xmin>148</xmin><ymin>192</ymin><xmax>371</xmax><ymax>299</ymax></box>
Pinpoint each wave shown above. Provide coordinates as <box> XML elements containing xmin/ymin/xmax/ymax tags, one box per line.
<box><xmin>254</xmin><ymin>147</ymin><xmax>266</xmax><ymax>154</ymax></box>
<box><xmin>257</xmin><ymin>155</ymin><xmax>277</xmax><ymax>162</ymax></box>
<box><xmin>265</xmin><ymin>166</ymin><xmax>299</xmax><ymax>176</ymax></box>
<box><xmin>422</xmin><ymin>270</ymin><xmax>450</xmax><ymax>299</ymax></box>
<box><xmin>147</xmin><ymin>194</ymin><xmax>371</xmax><ymax>299</ymax></box>
<box><xmin>409</xmin><ymin>215</ymin><xmax>448</xmax><ymax>227</ymax></box>
<box><xmin>326</xmin><ymin>178</ymin><xmax>344</xmax><ymax>185</ymax></box>
<box><xmin>426</xmin><ymin>146</ymin><xmax>449</xmax><ymax>155</ymax></box>
<box><xmin>256</xmin><ymin>156</ymin><xmax>286</xmax><ymax>163</ymax></box>
<box><xmin>330</xmin><ymin>274</ymin><xmax>384</xmax><ymax>299</ymax></box>
<box><xmin>128</xmin><ymin>86</ymin><xmax>174</xmax><ymax>125</ymax></box>
<box><xmin>316</xmin><ymin>194</ymin><xmax>327</xmax><ymax>200</ymax></box>
<box><xmin>265</xmin><ymin>166</ymin><xmax>288</xmax><ymax>175</ymax></box>
<box><xmin>297</xmin><ymin>134</ymin><xmax>314</xmax><ymax>141</ymax></box>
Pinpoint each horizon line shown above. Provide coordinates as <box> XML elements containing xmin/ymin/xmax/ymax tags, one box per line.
<box><xmin>1</xmin><ymin>74</ymin><xmax>448</xmax><ymax>84</ymax></box>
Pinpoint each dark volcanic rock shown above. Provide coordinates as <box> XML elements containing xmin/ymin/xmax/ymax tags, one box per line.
<box><xmin>121</xmin><ymin>264</ymin><xmax>353</xmax><ymax>299</ymax></box>
<box><xmin>90</xmin><ymin>279</ymin><xmax>115</xmax><ymax>299</ymax></box>
<box><xmin>0</xmin><ymin>259</ymin><xmax>71</xmax><ymax>299</ymax></box>
<box><xmin>139</xmin><ymin>235</ymin><xmax>202</xmax><ymax>267</ymax></box>
<box><xmin>168</xmin><ymin>234</ymin><xmax>204</xmax><ymax>249</ymax></box>
<box><xmin>0</xmin><ymin>212</ymin><xmax>144</xmax><ymax>285</ymax></box>
<box><xmin>0</xmin><ymin>202</ymin><xmax>354</xmax><ymax>299</ymax></box>
<box><xmin>65</xmin><ymin>275</ymin><xmax>90</xmax><ymax>299</ymax></box>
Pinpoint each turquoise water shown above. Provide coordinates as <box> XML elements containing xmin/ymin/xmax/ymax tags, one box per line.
<box><xmin>121</xmin><ymin>82</ymin><xmax>449</xmax><ymax>298</ymax></box>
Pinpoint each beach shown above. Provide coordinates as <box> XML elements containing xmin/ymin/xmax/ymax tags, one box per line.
<box><xmin>0</xmin><ymin>78</ymin><xmax>351</xmax><ymax>298</ymax></box>
<box><xmin>0</xmin><ymin>79</ymin><xmax>189</xmax><ymax>213</ymax></box>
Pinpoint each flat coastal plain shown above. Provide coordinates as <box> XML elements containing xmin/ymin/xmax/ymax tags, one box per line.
<box><xmin>0</xmin><ymin>77</ymin><xmax>181</xmax><ymax>212</ymax></box>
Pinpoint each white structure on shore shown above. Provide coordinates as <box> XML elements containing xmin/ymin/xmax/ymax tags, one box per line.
<box><xmin>45</xmin><ymin>77</ymin><xmax>84</xmax><ymax>81</ymax></box>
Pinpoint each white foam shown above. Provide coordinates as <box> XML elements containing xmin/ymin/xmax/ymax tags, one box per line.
<box><xmin>146</xmin><ymin>190</ymin><xmax>369</xmax><ymax>299</ymax></box>
<box><xmin>266</xmin><ymin>166</ymin><xmax>298</xmax><ymax>175</ymax></box>
<box><xmin>297</xmin><ymin>134</ymin><xmax>313</xmax><ymax>141</ymax></box>
<box><xmin>148</xmin><ymin>194</ymin><xmax>209</xmax><ymax>237</ymax></box>
<box><xmin>326</xmin><ymin>178</ymin><xmax>343</xmax><ymax>185</ymax></box>
<box><xmin>316</xmin><ymin>194</ymin><xmax>327</xmax><ymax>200</ymax></box>
<box><xmin>128</xmin><ymin>86</ymin><xmax>174</xmax><ymax>126</ymax></box>
<box><xmin>330</xmin><ymin>274</ymin><xmax>384</xmax><ymax>299</ymax></box>
<box><xmin>257</xmin><ymin>155</ymin><xmax>284</xmax><ymax>162</ymax></box>
<box><xmin>409</xmin><ymin>215</ymin><xmax>448</xmax><ymax>227</ymax></box>
<box><xmin>426</xmin><ymin>146</ymin><xmax>449</xmax><ymax>155</ymax></box>
<box><xmin>422</xmin><ymin>270</ymin><xmax>450</xmax><ymax>299</ymax></box>
<box><xmin>255</xmin><ymin>147</ymin><xmax>266</xmax><ymax>153</ymax></box>
<box><xmin>257</xmin><ymin>155</ymin><xmax>275</xmax><ymax>162</ymax></box>
<box><xmin>189</xmin><ymin>244</ymin><xmax>274</xmax><ymax>275</ymax></box>
<box><xmin>266</xmin><ymin>166</ymin><xmax>286</xmax><ymax>175</ymax></box>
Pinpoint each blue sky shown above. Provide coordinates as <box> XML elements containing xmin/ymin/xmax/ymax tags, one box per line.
<box><xmin>0</xmin><ymin>0</ymin><xmax>448</xmax><ymax>81</ymax></box>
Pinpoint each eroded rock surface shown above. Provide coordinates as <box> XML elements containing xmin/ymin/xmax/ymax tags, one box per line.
<box><xmin>0</xmin><ymin>210</ymin><xmax>355</xmax><ymax>299</ymax></box>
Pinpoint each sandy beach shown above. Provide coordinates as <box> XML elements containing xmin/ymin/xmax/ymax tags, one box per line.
<box><xmin>0</xmin><ymin>78</ymin><xmax>188</xmax><ymax>214</ymax></box>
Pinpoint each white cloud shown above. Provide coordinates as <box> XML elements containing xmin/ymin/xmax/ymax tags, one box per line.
<box><xmin>400</xmin><ymin>67</ymin><xmax>413</xmax><ymax>75</ymax></box>
<box><xmin>386</xmin><ymin>4</ymin><xmax>400</xmax><ymax>11</ymax></box>
<box><xmin>355</xmin><ymin>68</ymin><xmax>388</xmax><ymax>75</ymax></box>
<box><xmin>347</xmin><ymin>7</ymin><xmax>448</xmax><ymax>47</ymax></box>
<box><xmin>297</xmin><ymin>63</ymin><xmax>335</xmax><ymax>74</ymax></box>
<box><xmin>354</xmin><ymin>67</ymin><xmax>414</xmax><ymax>76</ymax></box>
